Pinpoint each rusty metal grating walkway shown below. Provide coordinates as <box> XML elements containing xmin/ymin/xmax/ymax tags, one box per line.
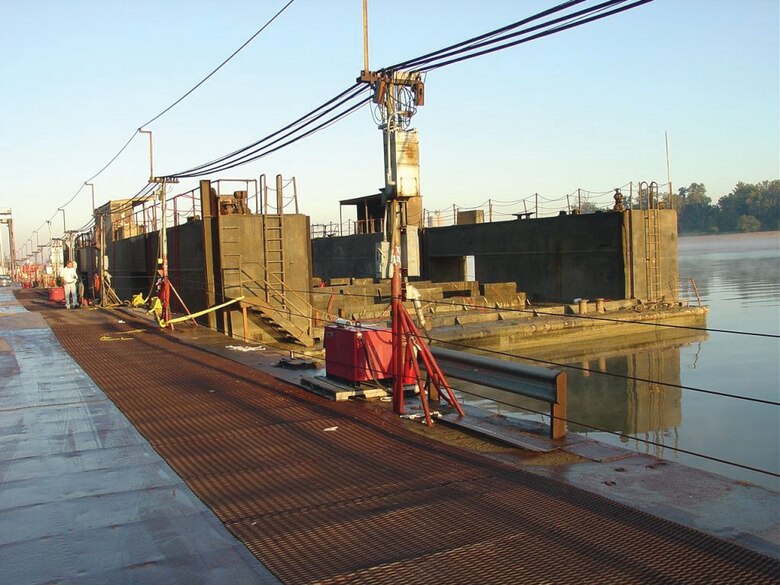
<box><xmin>23</xmin><ymin>294</ymin><xmax>780</xmax><ymax>584</ymax></box>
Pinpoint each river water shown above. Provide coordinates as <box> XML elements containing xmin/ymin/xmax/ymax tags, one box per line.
<box><xmin>457</xmin><ymin>231</ymin><xmax>780</xmax><ymax>491</ymax></box>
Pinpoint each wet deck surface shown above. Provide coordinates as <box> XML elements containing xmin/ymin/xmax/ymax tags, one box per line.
<box><xmin>4</xmin><ymin>288</ymin><xmax>780</xmax><ymax>584</ymax></box>
<box><xmin>0</xmin><ymin>290</ymin><xmax>278</xmax><ymax>584</ymax></box>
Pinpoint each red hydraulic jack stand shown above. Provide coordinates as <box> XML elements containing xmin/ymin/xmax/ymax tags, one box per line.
<box><xmin>391</xmin><ymin>262</ymin><xmax>464</xmax><ymax>426</ymax></box>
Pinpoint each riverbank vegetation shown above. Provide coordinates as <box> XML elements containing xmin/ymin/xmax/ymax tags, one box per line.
<box><xmin>668</xmin><ymin>180</ymin><xmax>779</xmax><ymax>234</ymax></box>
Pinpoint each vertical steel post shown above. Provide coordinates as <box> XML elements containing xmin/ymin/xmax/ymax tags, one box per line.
<box><xmin>391</xmin><ymin>261</ymin><xmax>404</xmax><ymax>415</ymax></box>
<box><xmin>362</xmin><ymin>0</ymin><xmax>369</xmax><ymax>74</ymax></box>
<box><xmin>199</xmin><ymin>180</ymin><xmax>217</xmax><ymax>330</ymax></box>
<box><xmin>159</xmin><ymin>180</ymin><xmax>170</xmax><ymax>324</ymax></box>
<box><xmin>8</xmin><ymin>218</ymin><xmax>16</xmax><ymax>270</ymax></box>
<box><xmin>275</xmin><ymin>174</ymin><xmax>283</xmax><ymax>214</ymax></box>
<box><xmin>292</xmin><ymin>177</ymin><xmax>299</xmax><ymax>214</ymax></box>
<box><xmin>99</xmin><ymin>211</ymin><xmax>106</xmax><ymax>307</ymax></box>
<box><xmin>0</xmin><ymin>222</ymin><xmax>5</xmax><ymax>274</ymax></box>
<box><xmin>262</xmin><ymin>174</ymin><xmax>268</xmax><ymax>215</ymax></box>
<box><xmin>551</xmin><ymin>371</ymin><xmax>567</xmax><ymax>440</ymax></box>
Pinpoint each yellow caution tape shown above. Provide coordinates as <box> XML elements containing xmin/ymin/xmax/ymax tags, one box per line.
<box><xmin>160</xmin><ymin>296</ymin><xmax>245</xmax><ymax>327</ymax></box>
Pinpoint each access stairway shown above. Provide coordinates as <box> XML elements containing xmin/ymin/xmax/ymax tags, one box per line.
<box><xmin>219</xmin><ymin>208</ymin><xmax>316</xmax><ymax>347</ymax></box>
<box><xmin>239</xmin><ymin>294</ymin><xmax>314</xmax><ymax>347</ymax></box>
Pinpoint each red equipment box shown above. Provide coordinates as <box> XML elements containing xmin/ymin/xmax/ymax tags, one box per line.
<box><xmin>324</xmin><ymin>323</ymin><xmax>393</xmax><ymax>382</ymax></box>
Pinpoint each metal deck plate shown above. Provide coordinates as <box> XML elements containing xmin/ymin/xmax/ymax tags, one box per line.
<box><xmin>16</xmin><ymin>289</ymin><xmax>780</xmax><ymax>584</ymax></box>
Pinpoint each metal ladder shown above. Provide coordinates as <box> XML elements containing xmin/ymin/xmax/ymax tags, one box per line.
<box><xmin>262</xmin><ymin>214</ymin><xmax>285</xmax><ymax>308</ymax></box>
<box><xmin>641</xmin><ymin>182</ymin><xmax>663</xmax><ymax>301</ymax></box>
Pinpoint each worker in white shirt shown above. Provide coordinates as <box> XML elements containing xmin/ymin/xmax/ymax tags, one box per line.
<box><xmin>60</xmin><ymin>261</ymin><xmax>79</xmax><ymax>309</ymax></box>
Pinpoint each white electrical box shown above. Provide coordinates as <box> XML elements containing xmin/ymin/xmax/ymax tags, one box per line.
<box><xmin>386</xmin><ymin>130</ymin><xmax>420</xmax><ymax>199</ymax></box>
<box><xmin>403</xmin><ymin>226</ymin><xmax>420</xmax><ymax>277</ymax></box>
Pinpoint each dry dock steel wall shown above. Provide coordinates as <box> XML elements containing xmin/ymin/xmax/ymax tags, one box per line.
<box><xmin>107</xmin><ymin>221</ymin><xmax>206</xmax><ymax>314</ymax></box>
<box><xmin>424</xmin><ymin>212</ymin><xmax>626</xmax><ymax>302</ymax></box>
<box><xmin>312</xmin><ymin>210</ymin><xmax>679</xmax><ymax>303</ymax></box>
<box><xmin>312</xmin><ymin>232</ymin><xmax>384</xmax><ymax>281</ymax></box>
<box><xmin>104</xmin><ymin>212</ymin><xmax>314</xmax><ymax>344</ymax></box>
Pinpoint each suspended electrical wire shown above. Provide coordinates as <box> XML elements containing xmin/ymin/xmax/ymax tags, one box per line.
<box><xmin>28</xmin><ymin>0</ymin><xmax>655</xmax><ymax>253</ymax></box>
<box><xmin>450</xmin><ymin>385</ymin><xmax>779</xmax><ymax>478</ymax></box>
<box><xmin>387</xmin><ymin>0</ymin><xmax>590</xmax><ymax>71</ymax></box>
<box><xmin>305</xmin><ymin>284</ymin><xmax>780</xmax><ymax>340</ymax></box>
<box><xmin>101</xmin><ymin>273</ymin><xmax>780</xmax><ymax>481</ymax></box>
<box><xmin>411</xmin><ymin>1</ymin><xmax>654</xmax><ymax>74</ymax></box>
<box><xmin>166</xmin><ymin>84</ymin><xmax>372</xmax><ymax>178</ymax></box>
<box><xmin>161</xmin><ymin>1</ymin><xmax>655</xmax><ymax>179</ymax></box>
<box><xmin>28</xmin><ymin>1</ymin><xmax>295</xmax><ymax>254</ymax></box>
<box><xmin>140</xmin><ymin>269</ymin><xmax>779</xmax><ymax>377</ymax></box>
<box><xmin>429</xmin><ymin>335</ymin><xmax>779</xmax><ymax>406</ymax></box>
<box><xmin>140</xmin><ymin>0</ymin><xmax>296</xmax><ymax>129</ymax></box>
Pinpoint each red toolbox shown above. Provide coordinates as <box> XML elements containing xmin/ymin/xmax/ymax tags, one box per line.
<box><xmin>324</xmin><ymin>323</ymin><xmax>393</xmax><ymax>382</ymax></box>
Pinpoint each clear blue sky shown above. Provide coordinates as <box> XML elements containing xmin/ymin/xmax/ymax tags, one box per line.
<box><xmin>1</xmin><ymin>0</ymin><xmax>778</xmax><ymax>257</ymax></box>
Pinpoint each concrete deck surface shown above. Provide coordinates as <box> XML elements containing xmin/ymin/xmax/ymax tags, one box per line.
<box><xmin>0</xmin><ymin>289</ymin><xmax>278</xmax><ymax>584</ymax></box>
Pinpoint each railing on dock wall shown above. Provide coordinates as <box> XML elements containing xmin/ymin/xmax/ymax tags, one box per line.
<box><xmin>311</xmin><ymin>180</ymin><xmax>674</xmax><ymax>239</ymax></box>
<box><xmin>111</xmin><ymin>179</ymin><xmax>264</xmax><ymax>238</ymax></box>
<box><xmin>112</xmin><ymin>176</ymin><xmax>305</xmax><ymax>240</ymax></box>
<box><xmin>425</xmin><ymin>346</ymin><xmax>568</xmax><ymax>440</ymax></box>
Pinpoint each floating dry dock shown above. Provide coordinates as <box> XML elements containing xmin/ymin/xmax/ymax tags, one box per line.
<box><xmin>2</xmin><ymin>288</ymin><xmax>777</xmax><ymax>584</ymax></box>
<box><xmin>312</xmin><ymin>277</ymin><xmax>708</xmax><ymax>350</ymax></box>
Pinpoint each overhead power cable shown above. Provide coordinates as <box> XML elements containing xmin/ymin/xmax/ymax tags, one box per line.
<box><xmin>139</xmin><ymin>0</ymin><xmax>296</xmax><ymax>128</ymax></box>
<box><xmin>178</xmin><ymin>94</ymin><xmax>372</xmax><ymax>176</ymax></box>
<box><xmin>159</xmin><ymin>0</ymin><xmax>654</xmax><ymax>180</ymax></box>
<box><xmin>387</xmin><ymin>0</ymin><xmax>589</xmax><ymax>71</ymax></box>
<box><xmin>36</xmin><ymin>0</ymin><xmax>652</xmax><ymax>247</ymax></box>
<box><xmin>452</xmin><ymin>384</ymin><xmax>779</xmax><ymax>478</ymax></box>
<box><xmin>96</xmin><ymin>181</ymin><xmax>158</xmax><ymax>219</ymax></box>
<box><xmin>430</xmin><ymin>336</ymin><xmax>780</xmax><ymax>407</ymax></box>
<box><xmin>426</xmin><ymin>1</ymin><xmax>654</xmax><ymax>73</ymax></box>
<box><xmin>390</xmin><ymin>0</ymin><xmax>653</xmax><ymax>74</ymax></box>
<box><xmin>129</xmin><ymin>274</ymin><xmax>776</xmax><ymax>406</ymax></box>
<box><xmin>166</xmin><ymin>83</ymin><xmax>372</xmax><ymax>178</ymax></box>
<box><xmin>33</xmin><ymin>1</ymin><xmax>295</xmax><ymax>251</ymax></box>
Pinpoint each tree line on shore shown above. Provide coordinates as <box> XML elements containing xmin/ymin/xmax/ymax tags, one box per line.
<box><xmin>667</xmin><ymin>179</ymin><xmax>779</xmax><ymax>234</ymax></box>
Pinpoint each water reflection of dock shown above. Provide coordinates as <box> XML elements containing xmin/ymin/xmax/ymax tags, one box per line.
<box><xmin>454</xmin><ymin>326</ymin><xmax>709</xmax><ymax>446</ymax></box>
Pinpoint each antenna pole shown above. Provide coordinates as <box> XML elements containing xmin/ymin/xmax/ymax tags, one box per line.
<box><xmin>362</xmin><ymin>0</ymin><xmax>369</xmax><ymax>74</ymax></box>
<box><xmin>665</xmin><ymin>130</ymin><xmax>673</xmax><ymax>209</ymax></box>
